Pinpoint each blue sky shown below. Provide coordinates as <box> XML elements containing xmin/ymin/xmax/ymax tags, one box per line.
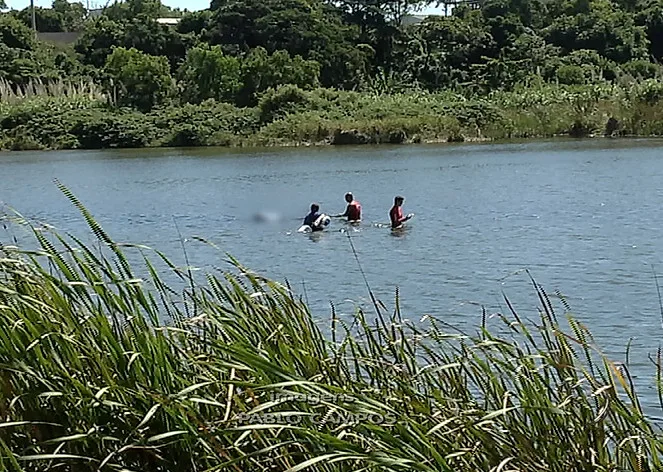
<box><xmin>4</xmin><ymin>0</ymin><xmax>445</xmax><ymax>15</ymax></box>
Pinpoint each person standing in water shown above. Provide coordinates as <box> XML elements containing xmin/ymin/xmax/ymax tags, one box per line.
<box><xmin>389</xmin><ymin>195</ymin><xmax>413</xmax><ymax>229</ymax></box>
<box><xmin>303</xmin><ymin>203</ymin><xmax>327</xmax><ymax>231</ymax></box>
<box><xmin>334</xmin><ymin>192</ymin><xmax>361</xmax><ymax>222</ymax></box>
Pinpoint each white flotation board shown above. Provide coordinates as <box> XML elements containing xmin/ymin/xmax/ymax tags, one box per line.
<box><xmin>298</xmin><ymin>214</ymin><xmax>330</xmax><ymax>233</ymax></box>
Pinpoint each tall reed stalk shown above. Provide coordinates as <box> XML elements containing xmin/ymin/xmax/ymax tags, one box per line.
<box><xmin>0</xmin><ymin>185</ymin><xmax>662</xmax><ymax>471</ymax></box>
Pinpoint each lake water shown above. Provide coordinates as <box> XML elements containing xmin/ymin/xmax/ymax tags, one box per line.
<box><xmin>3</xmin><ymin>138</ymin><xmax>663</xmax><ymax>417</ymax></box>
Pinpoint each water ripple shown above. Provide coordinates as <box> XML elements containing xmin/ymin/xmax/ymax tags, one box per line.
<box><xmin>3</xmin><ymin>139</ymin><xmax>663</xmax><ymax>416</ymax></box>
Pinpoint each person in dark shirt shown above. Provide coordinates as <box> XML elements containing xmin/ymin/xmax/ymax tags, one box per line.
<box><xmin>334</xmin><ymin>192</ymin><xmax>362</xmax><ymax>222</ymax></box>
<box><xmin>303</xmin><ymin>203</ymin><xmax>325</xmax><ymax>231</ymax></box>
<box><xmin>389</xmin><ymin>195</ymin><xmax>413</xmax><ymax>229</ymax></box>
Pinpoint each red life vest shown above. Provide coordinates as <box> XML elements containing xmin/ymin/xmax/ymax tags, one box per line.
<box><xmin>347</xmin><ymin>201</ymin><xmax>361</xmax><ymax>220</ymax></box>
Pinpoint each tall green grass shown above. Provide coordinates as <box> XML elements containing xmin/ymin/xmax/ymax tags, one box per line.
<box><xmin>1</xmin><ymin>186</ymin><xmax>663</xmax><ymax>471</ymax></box>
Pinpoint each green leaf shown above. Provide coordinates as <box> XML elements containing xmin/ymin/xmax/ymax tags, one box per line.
<box><xmin>146</xmin><ymin>430</ymin><xmax>188</xmax><ymax>443</ymax></box>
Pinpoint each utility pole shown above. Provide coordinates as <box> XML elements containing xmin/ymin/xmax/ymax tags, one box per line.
<box><xmin>31</xmin><ymin>0</ymin><xmax>37</xmax><ymax>35</ymax></box>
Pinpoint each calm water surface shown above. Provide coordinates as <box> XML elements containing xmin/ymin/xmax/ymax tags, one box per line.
<box><xmin>3</xmin><ymin>138</ymin><xmax>663</xmax><ymax>415</ymax></box>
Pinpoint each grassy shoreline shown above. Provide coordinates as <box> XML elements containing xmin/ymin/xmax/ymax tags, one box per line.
<box><xmin>1</xmin><ymin>188</ymin><xmax>663</xmax><ymax>471</ymax></box>
<box><xmin>2</xmin><ymin>81</ymin><xmax>663</xmax><ymax>152</ymax></box>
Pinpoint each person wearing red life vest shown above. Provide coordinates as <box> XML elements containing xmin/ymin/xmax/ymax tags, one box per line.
<box><xmin>334</xmin><ymin>192</ymin><xmax>362</xmax><ymax>222</ymax></box>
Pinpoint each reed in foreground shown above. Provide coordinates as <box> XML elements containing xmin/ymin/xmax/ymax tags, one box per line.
<box><xmin>1</xmin><ymin>187</ymin><xmax>663</xmax><ymax>471</ymax></box>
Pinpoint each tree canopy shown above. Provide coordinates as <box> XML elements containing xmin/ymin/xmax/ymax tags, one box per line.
<box><xmin>1</xmin><ymin>0</ymin><xmax>662</xmax><ymax>109</ymax></box>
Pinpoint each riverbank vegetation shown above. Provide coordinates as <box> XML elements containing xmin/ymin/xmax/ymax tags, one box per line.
<box><xmin>1</xmin><ymin>187</ymin><xmax>663</xmax><ymax>470</ymax></box>
<box><xmin>3</xmin><ymin>80</ymin><xmax>663</xmax><ymax>150</ymax></box>
<box><xmin>2</xmin><ymin>0</ymin><xmax>663</xmax><ymax>149</ymax></box>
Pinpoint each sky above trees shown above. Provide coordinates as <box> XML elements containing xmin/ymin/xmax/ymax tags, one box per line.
<box><xmin>2</xmin><ymin>0</ymin><xmax>446</xmax><ymax>14</ymax></box>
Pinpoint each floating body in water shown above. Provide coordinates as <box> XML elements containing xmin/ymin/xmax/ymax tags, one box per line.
<box><xmin>299</xmin><ymin>203</ymin><xmax>331</xmax><ymax>233</ymax></box>
<box><xmin>252</xmin><ymin>211</ymin><xmax>282</xmax><ymax>223</ymax></box>
<box><xmin>297</xmin><ymin>214</ymin><xmax>331</xmax><ymax>233</ymax></box>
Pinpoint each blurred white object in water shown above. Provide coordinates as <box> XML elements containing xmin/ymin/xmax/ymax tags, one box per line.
<box><xmin>252</xmin><ymin>211</ymin><xmax>282</xmax><ymax>223</ymax></box>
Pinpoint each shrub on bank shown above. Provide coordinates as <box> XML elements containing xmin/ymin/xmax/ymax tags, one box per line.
<box><xmin>3</xmin><ymin>82</ymin><xmax>663</xmax><ymax>150</ymax></box>
<box><xmin>0</xmin><ymin>189</ymin><xmax>662</xmax><ymax>471</ymax></box>
<box><xmin>0</xmin><ymin>98</ymin><xmax>260</xmax><ymax>149</ymax></box>
<box><xmin>69</xmin><ymin>109</ymin><xmax>158</xmax><ymax>148</ymax></box>
<box><xmin>151</xmin><ymin>100</ymin><xmax>260</xmax><ymax>147</ymax></box>
<box><xmin>258</xmin><ymin>84</ymin><xmax>313</xmax><ymax>124</ymax></box>
<box><xmin>0</xmin><ymin>102</ymin><xmax>157</xmax><ymax>150</ymax></box>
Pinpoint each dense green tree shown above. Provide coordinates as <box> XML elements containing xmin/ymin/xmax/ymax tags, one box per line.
<box><xmin>394</xmin><ymin>14</ymin><xmax>493</xmax><ymax>89</ymax></box>
<box><xmin>206</xmin><ymin>0</ymin><xmax>369</xmax><ymax>87</ymax></box>
<box><xmin>555</xmin><ymin>64</ymin><xmax>586</xmax><ymax>84</ymax></box>
<box><xmin>52</xmin><ymin>47</ymin><xmax>89</xmax><ymax>78</ymax></box>
<box><xmin>544</xmin><ymin>0</ymin><xmax>649</xmax><ymax>63</ymax></box>
<box><xmin>481</xmin><ymin>4</ymin><xmax>526</xmax><ymax>51</ymax></box>
<box><xmin>53</xmin><ymin>0</ymin><xmax>86</xmax><ymax>31</ymax></box>
<box><xmin>0</xmin><ymin>15</ymin><xmax>37</xmax><ymax>84</ymax></box>
<box><xmin>330</xmin><ymin>0</ymin><xmax>399</xmax><ymax>76</ymax></box>
<box><xmin>102</xmin><ymin>0</ymin><xmax>184</xmax><ymax>21</ymax></box>
<box><xmin>478</xmin><ymin>32</ymin><xmax>562</xmax><ymax>89</ymax></box>
<box><xmin>0</xmin><ymin>14</ymin><xmax>36</xmax><ymax>50</ymax></box>
<box><xmin>613</xmin><ymin>0</ymin><xmax>640</xmax><ymax>13</ymax></box>
<box><xmin>556</xmin><ymin>49</ymin><xmax>618</xmax><ymax>81</ymax></box>
<box><xmin>16</xmin><ymin>7</ymin><xmax>65</xmax><ymax>32</ymax></box>
<box><xmin>239</xmin><ymin>47</ymin><xmax>320</xmax><ymax>101</ymax></box>
<box><xmin>237</xmin><ymin>46</ymin><xmax>321</xmax><ymax>105</ymax></box>
<box><xmin>14</xmin><ymin>0</ymin><xmax>86</xmax><ymax>32</ymax></box>
<box><xmin>75</xmin><ymin>18</ymin><xmax>124</xmax><ymax>68</ymax></box>
<box><xmin>622</xmin><ymin>59</ymin><xmax>662</xmax><ymax>79</ymax></box>
<box><xmin>178</xmin><ymin>44</ymin><xmax>241</xmax><ymax>103</ymax></box>
<box><xmin>481</xmin><ymin>0</ymin><xmax>550</xmax><ymax>29</ymax></box>
<box><xmin>0</xmin><ymin>15</ymin><xmax>69</xmax><ymax>84</ymax></box>
<box><xmin>208</xmin><ymin>0</ymin><xmax>332</xmax><ymax>56</ymax></box>
<box><xmin>333</xmin><ymin>0</ymin><xmax>433</xmax><ymax>24</ymax></box>
<box><xmin>104</xmin><ymin>46</ymin><xmax>174</xmax><ymax>111</ymax></box>
<box><xmin>3</xmin><ymin>0</ymin><xmax>663</xmax><ymax>110</ymax></box>
<box><xmin>0</xmin><ymin>46</ymin><xmax>41</xmax><ymax>83</ymax></box>
<box><xmin>635</xmin><ymin>0</ymin><xmax>663</xmax><ymax>62</ymax></box>
<box><xmin>75</xmin><ymin>15</ymin><xmax>188</xmax><ymax>70</ymax></box>
<box><xmin>122</xmin><ymin>15</ymin><xmax>188</xmax><ymax>67</ymax></box>
<box><xmin>177</xmin><ymin>10</ymin><xmax>212</xmax><ymax>35</ymax></box>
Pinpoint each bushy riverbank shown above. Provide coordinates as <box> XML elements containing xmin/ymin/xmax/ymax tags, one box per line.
<box><xmin>1</xmin><ymin>188</ymin><xmax>662</xmax><ymax>471</ymax></box>
<box><xmin>3</xmin><ymin>81</ymin><xmax>663</xmax><ymax>151</ymax></box>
